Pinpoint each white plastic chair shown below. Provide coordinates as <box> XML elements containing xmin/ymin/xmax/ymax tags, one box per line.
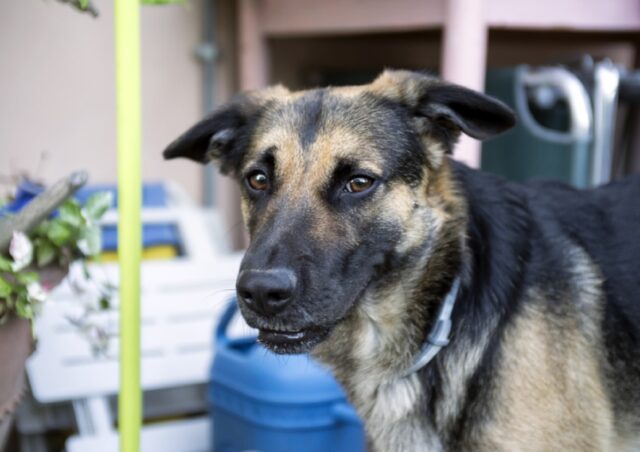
<box><xmin>27</xmin><ymin>255</ymin><xmax>243</xmax><ymax>451</ymax></box>
<box><xmin>66</xmin><ymin>417</ymin><xmax>210</xmax><ymax>452</ymax></box>
<box><xmin>20</xmin><ymin>204</ymin><xmax>246</xmax><ymax>451</ymax></box>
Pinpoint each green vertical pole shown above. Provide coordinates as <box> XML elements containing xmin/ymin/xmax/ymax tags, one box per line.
<box><xmin>114</xmin><ymin>0</ymin><xmax>142</xmax><ymax>451</ymax></box>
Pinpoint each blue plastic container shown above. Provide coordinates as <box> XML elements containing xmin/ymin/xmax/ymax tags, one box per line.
<box><xmin>75</xmin><ymin>182</ymin><xmax>168</xmax><ymax>208</ymax></box>
<box><xmin>76</xmin><ymin>183</ymin><xmax>182</xmax><ymax>251</ymax></box>
<box><xmin>1</xmin><ymin>180</ymin><xmax>45</xmax><ymax>214</ymax></box>
<box><xmin>100</xmin><ymin>223</ymin><xmax>181</xmax><ymax>251</ymax></box>
<box><xmin>209</xmin><ymin>301</ymin><xmax>366</xmax><ymax>452</ymax></box>
<box><xmin>0</xmin><ymin>181</ymin><xmax>181</xmax><ymax>252</ymax></box>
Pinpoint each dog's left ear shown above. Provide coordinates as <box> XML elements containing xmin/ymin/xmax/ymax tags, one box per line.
<box><xmin>374</xmin><ymin>70</ymin><xmax>516</xmax><ymax>152</ymax></box>
<box><xmin>416</xmin><ymin>83</ymin><xmax>516</xmax><ymax>141</ymax></box>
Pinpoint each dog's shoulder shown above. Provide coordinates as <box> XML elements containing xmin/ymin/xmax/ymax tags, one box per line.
<box><xmin>451</xmin><ymin>162</ymin><xmax>640</xmax><ymax>442</ymax></box>
<box><xmin>451</xmin><ymin>162</ymin><xmax>639</xmax><ymax>296</ymax></box>
<box><xmin>447</xmin><ymin>163</ymin><xmax>640</xmax><ymax>448</ymax></box>
<box><xmin>524</xmin><ymin>173</ymin><xmax>640</xmax><ymax>326</ymax></box>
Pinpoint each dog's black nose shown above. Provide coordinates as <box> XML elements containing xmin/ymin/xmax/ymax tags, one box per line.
<box><xmin>236</xmin><ymin>269</ymin><xmax>296</xmax><ymax>316</ymax></box>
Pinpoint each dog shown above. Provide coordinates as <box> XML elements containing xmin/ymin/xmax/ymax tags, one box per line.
<box><xmin>164</xmin><ymin>70</ymin><xmax>640</xmax><ymax>451</ymax></box>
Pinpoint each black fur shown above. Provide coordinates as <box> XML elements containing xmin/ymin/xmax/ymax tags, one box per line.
<box><xmin>418</xmin><ymin>85</ymin><xmax>516</xmax><ymax>142</ymax></box>
<box><xmin>442</xmin><ymin>163</ymin><xmax>640</xmax><ymax>444</ymax></box>
<box><xmin>296</xmin><ymin>89</ymin><xmax>325</xmax><ymax>149</ymax></box>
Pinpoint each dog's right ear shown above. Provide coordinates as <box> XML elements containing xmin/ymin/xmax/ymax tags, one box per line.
<box><xmin>162</xmin><ymin>94</ymin><xmax>259</xmax><ymax>175</ymax></box>
<box><xmin>163</xmin><ymin>86</ymin><xmax>288</xmax><ymax>175</ymax></box>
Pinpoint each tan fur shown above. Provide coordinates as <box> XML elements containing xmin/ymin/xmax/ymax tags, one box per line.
<box><xmin>479</xmin><ymin>303</ymin><xmax>613</xmax><ymax>451</ymax></box>
<box><xmin>369</xmin><ymin>70</ymin><xmax>438</xmax><ymax>105</ymax></box>
<box><xmin>316</xmin><ymin>283</ymin><xmax>441</xmax><ymax>452</ymax></box>
<box><xmin>434</xmin><ymin>317</ymin><xmax>496</xmax><ymax>436</ymax></box>
<box><xmin>243</xmin><ymin>112</ymin><xmax>387</xmax><ymax>245</ymax></box>
<box><xmin>469</xmin><ymin>246</ymin><xmax>615</xmax><ymax>451</ymax></box>
<box><xmin>308</xmin><ymin>126</ymin><xmax>384</xmax><ymax>186</ymax></box>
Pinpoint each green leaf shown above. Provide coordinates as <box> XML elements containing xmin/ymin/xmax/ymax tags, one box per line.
<box><xmin>0</xmin><ymin>256</ymin><xmax>12</xmax><ymax>272</ymax></box>
<box><xmin>59</xmin><ymin>200</ymin><xmax>83</xmax><ymax>228</ymax></box>
<box><xmin>47</xmin><ymin>219</ymin><xmax>72</xmax><ymax>246</ymax></box>
<box><xmin>82</xmin><ymin>260</ymin><xmax>91</xmax><ymax>280</ymax></box>
<box><xmin>36</xmin><ymin>240</ymin><xmax>56</xmax><ymax>267</ymax></box>
<box><xmin>0</xmin><ymin>304</ymin><xmax>8</xmax><ymax>325</ymax></box>
<box><xmin>15</xmin><ymin>294</ymin><xmax>34</xmax><ymax>320</ymax></box>
<box><xmin>15</xmin><ymin>272</ymin><xmax>39</xmax><ymax>285</ymax></box>
<box><xmin>33</xmin><ymin>221</ymin><xmax>49</xmax><ymax>237</ymax></box>
<box><xmin>84</xmin><ymin>192</ymin><xmax>112</xmax><ymax>221</ymax></box>
<box><xmin>99</xmin><ymin>296</ymin><xmax>111</xmax><ymax>310</ymax></box>
<box><xmin>78</xmin><ymin>224</ymin><xmax>102</xmax><ymax>256</ymax></box>
<box><xmin>0</xmin><ymin>277</ymin><xmax>13</xmax><ymax>298</ymax></box>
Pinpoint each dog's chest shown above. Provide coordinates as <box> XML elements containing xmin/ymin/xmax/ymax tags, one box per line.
<box><xmin>350</xmin><ymin>372</ymin><xmax>443</xmax><ymax>452</ymax></box>
<box><xmin>315</xmin><ymin>304</ymin><xmax>496</xmax><ymax>451</ymax></box>
<box><xmin>350</xmin><ymin>347</ymin><xmax>493</xmax><ymax>451</ymax></box>
<box><xmin>313</xmin><ymin>310</ymin><xmax>436</xmax><ymax>449</ymax></box>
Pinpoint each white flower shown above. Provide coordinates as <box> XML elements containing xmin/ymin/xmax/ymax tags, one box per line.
<box><xmin>27</xmin><ymin>281</ymin><xmax>47</xmax><ymax>307</ymax></box>
<box><xmin>9</xmin><ymin>231</ymin><xmax>33</xmax><ymax>271</ymax></box>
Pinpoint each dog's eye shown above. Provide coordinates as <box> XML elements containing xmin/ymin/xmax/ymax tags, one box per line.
<box><xmin>345</xmin><ymin>176</ymin><xmax>374</xmax><ymax>194</ymax></box>
<box><xmin>247</xmin><ymin>171</ymin><xmax>269</xmax><ymax>191</ymax></box>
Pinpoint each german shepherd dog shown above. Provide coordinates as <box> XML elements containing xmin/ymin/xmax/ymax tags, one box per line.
<box><xmin>164</xmin><ymin>70</ymin><xmax>640</xmax><ymax>451</ymax></box>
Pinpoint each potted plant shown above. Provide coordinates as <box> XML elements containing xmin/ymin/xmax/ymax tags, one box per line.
<box><xmin>0</xmin><ymin>172</ymin><xmax>112</xmax><ymax>444</ymax></box>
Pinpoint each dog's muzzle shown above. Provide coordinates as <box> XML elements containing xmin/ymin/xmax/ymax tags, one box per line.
<box><xmin>236</xmin><ymin>268</ymin><xmax>332</xmax><ymax>353</ymax></box>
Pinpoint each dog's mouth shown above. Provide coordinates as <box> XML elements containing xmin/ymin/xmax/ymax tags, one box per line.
<box><xmin>257</xmin><ymin>326</ymin><xmax>331</xmax><ymax>354</ymax></box>
<box><xmin>250</xmin><ymin>277</ymin><xmax>378</xmax><ymax>355</ymax></box>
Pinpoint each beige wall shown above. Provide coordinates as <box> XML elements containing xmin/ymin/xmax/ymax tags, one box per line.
<box><xmin>0</xmin><ymin>0</ymin><xmax>205</xmax><ymax>201</ymax></box>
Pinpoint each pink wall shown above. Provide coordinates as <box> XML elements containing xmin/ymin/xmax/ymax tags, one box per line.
<box><xmin>0</xmin><ymin>1</ymin><xmax>204</xmax><ymax>201</ymax></box>
<box><xmin>260</xmin><ymin>0</ymin><xmax>640</xmax><ymax>36</ymax></box>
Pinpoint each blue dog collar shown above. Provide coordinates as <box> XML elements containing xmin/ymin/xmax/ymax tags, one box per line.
<box><xmin>402</xmin><ymin>277</ymin><xmax>461</xmax><ymax>377</ymax></box>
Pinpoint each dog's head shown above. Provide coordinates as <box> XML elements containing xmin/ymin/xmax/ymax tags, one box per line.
<box><xmin>164</xmin><ymin>70</ymin><xmax>515</xmax><ymax>354</ymax></box>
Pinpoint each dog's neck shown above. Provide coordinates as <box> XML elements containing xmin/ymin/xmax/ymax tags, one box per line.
<box><xmin>312</xmin><ymin>161</ymin><xmax>474</xmax><ymax>450</ymax></box>
<box><xmin>312</xmin><ymin>245</ymin><xmax>469</xmax><ymax>451</ymax></box>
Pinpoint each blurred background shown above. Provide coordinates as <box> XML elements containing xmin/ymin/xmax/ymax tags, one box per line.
<box><xmin>1</xmin><ymin>1</ymin><xmax>640</xmax><ymax>451</ymax></box>
<box><xmin>3</xmin><ymin>0</ymin><xmax>640</xmax><ymax>249</ymax></box>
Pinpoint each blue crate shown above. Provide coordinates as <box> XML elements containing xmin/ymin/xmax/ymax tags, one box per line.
<box><xmin>1</xmin><ymin>181</ymin><xmax>182</xmax><ymax>252</ymax></box>
<box><xmin>99</xmin><ymin>224</ymin><xmax>181</xmax><ymax>251</ymax></box>
<box><xmin>1</xmin><ymin>180</ymin><xmax>45</xmax><ymax>214</ymax></box>
<box><xmin>77</xmin><ymin>183</ymin><xmax>182</xmax><ymax>252</ymax></box>
<box><xmin>75</xmin><ymin>182</ymin><xmax>168</xmax><ymax>208</ymax></box>
<box><xmin>210</xmin><ymin>301</ymin><xmax>366</xmax><ymax>452</ymax></box>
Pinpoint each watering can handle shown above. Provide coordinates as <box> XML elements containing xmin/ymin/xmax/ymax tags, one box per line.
<box><xmin>215</xmin><ymin>298</ymin><xmax>238</xmax><ymax>347</ymax></box>
<box><xmin>332</xmin><ymin>402</ymin><xmax>362</xmax><ymax>427</ymax></box>
<box><xmin>514</xmin><ymin>65</ymin><xmax>592</xmax><ymax>144</ymax></box>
